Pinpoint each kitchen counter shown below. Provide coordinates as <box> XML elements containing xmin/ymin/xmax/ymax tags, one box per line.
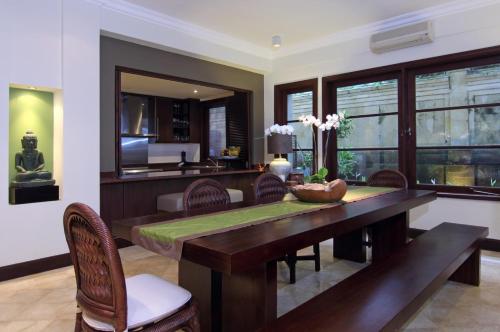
<box><xmin>101</xmin><ymin>168</ymin><xmax>262</xmax><ymax>184</ymax></box>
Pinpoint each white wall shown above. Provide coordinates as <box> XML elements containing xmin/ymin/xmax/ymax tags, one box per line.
<box><xmin>264</xmin><ymin>3</ymin><xmax>500</xmax><ymax>238</ymax></box>
<box><xmin>0</xmin><ymin>0</ymin><xmax>100</xmax><ymax>267</ymax></box>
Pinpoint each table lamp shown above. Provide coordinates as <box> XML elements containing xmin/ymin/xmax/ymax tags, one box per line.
<box><xmin>267</xmin><ymin>134</ymin><xmax>293</xmax><ymax>181</ymax></box>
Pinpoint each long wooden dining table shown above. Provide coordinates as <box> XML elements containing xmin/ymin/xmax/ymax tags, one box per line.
<box><xmin>112</xmin><ymin>188</ymin><xmax>436</xmax><ymax>332</ymax></box>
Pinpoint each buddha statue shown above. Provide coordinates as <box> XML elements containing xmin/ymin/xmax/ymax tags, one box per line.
<box><xmin>11</xmin><ymin>130</ymin><xmax>55</xmax><ymax>188</ymax></box>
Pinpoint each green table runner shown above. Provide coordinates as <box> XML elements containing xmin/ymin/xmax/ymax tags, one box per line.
<box><xmin>131</xmin><ymin>186</ymin><xmax>399</xmax><ymax>260</ymax></box>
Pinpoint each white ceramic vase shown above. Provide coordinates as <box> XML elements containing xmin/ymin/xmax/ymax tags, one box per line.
<box><xmin>269</xmin><ymin>157</ymin><xmax>292</xmax><ymax>182</ymax></box>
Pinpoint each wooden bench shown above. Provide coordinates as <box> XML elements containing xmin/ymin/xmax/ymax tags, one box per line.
<box><xmin>264</xmin><ymin>222</ymin><xmax>488</xmax><ymax>332</ymax></box>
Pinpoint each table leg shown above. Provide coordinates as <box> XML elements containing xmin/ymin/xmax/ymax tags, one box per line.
<box><xmin>371</xmin><ymin>211</ymin><xmax>409</xmax><ymax>262</ymax></box>
<box><xmin>179</xmin><ymin>259</ymin><xmax>277</xmax><ymax>332</ymax></box>
<box><xmin>334</xmin><ymin>228</ymin><xmax>367</xmax><ymax>263</ymax></box>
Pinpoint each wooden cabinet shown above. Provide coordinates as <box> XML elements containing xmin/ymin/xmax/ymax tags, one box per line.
<box><xmin>156</xmin><ymin>97</ymin><xmax>173</xmax><ymax>143</ymax></box>
<box><xmin>100</xmin><ymin>171</ymin><xmax>261</xmax><ymax>220</ymax></box>
<box><xmin>188</xmin><ymin>99</ymin><xmax>201</xmax><ymax>143</ymax></box>
<box><xmin>156</xmin><ymin>97</ymin><xmax>201</xmax><ymax>143</ymax></box>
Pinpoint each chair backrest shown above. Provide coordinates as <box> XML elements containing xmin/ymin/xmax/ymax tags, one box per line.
<box><xmin>63</xmin><ymin>203</ymin><xmax>127</xmax><ymax>332</ymax></box>
<box><xmin>367</xmin><ymin>169</ymin><xmax>408</xmax><ymax>189</ymax></box>
<box><xmin>183</xmin><ymin>178</ymin><xmax>231</xmax><ymax>211</ymax></box>
<box><xmin>254</xmin><ymin>172</ymin><xmax>287</xmax><ymax>204</ymax></box>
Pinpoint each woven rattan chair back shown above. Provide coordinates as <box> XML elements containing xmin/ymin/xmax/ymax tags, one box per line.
<box><xmin>254</xmin><ymin>173</ymin><xmax>287</xmax><ymax>204</ymax></box>
<box><xmin>183</xmin><ymin>178</ymin><xmax>231</xmax><ymax>211</ymax></box>
<box><xmin>64</xmin><ymin>203</ymin><xmax>127</xmax><ymax>332</ymax></box>
<box><xmin>367</xmin><ymin>169</ymin><xmax>408</xmax><ymax>189</ymax></box>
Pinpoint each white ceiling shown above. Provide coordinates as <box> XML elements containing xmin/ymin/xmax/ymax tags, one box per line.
<box><xmin>121</xmin><ymin>73</ymin><xmax>234</xmax><ymax>101</ymax></box>
<box><xmin>125</xmin><ymin>0</ymin><xmax>457</xmax><ymax>49</ymax></box>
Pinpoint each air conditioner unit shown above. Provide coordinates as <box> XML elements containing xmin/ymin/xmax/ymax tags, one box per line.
<box><xmin>370</xmin><ymin>21</ymin><xmax>434</xmax><ymax>54</ymax></box>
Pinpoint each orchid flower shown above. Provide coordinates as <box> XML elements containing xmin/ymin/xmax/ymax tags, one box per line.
<box><xmin>264</xmin><ymin>124</ymin><xmax>295</xmax><ymax>136</ymax></box>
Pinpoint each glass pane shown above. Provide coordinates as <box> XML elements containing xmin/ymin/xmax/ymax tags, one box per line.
<box><xmin>287</xmin><ymin>91</ymin><xmax>312</xmax><ymax>120</ymax></box>
<box><xmin>337</xmin><ymin>79</ymin><xmax>398</xmax><ymax>117</ymax></box>
<box><xmin>416</xmin><ymin>64</ymin><xmax>500</xmax><ymax>110</ymax></box>
<box><xmin>288</xmin><ymin>150</ymin><xmax>313</xmax><ymax>177</ymax></box>
<box><xmin>209</xmin><ymin>106</ymin><xmax>226</xmax><ymax>157</ymax></box>
<box><xmin>289</xmin><ymin>122</ymin><xmax>313</xmax><ymax>149</ymax></box>
<box><xmin>416</xmin><ymin>107</ymin><xmax>500</xmax><ymax>147</ymax></box>
<box><xmin>336</xmin><ymin>150</ymin><xmax>398</xmax><ymax>181</ymax></box>
<box><xmin>337</xmin><ymin>114</ymin><xmax>398</xmax><ymax>149</ymax></box>
<box><xmin>416</xmin><ymin>148</ymin><xmax>500</xmax><ymax>186</ymax></box>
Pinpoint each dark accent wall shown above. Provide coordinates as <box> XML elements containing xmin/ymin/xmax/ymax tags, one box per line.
<box><xmin>100</xmin><ymin>36</ymin><xmax>264</xmax><ymax>171</ymax></box>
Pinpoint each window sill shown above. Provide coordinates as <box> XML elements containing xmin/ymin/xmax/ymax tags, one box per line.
<box><xmin>436</xmin><ymin>192</ymin><xmax>500</xmax><ymax>201</ymax></box>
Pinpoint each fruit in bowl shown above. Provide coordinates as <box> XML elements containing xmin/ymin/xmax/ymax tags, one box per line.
<box><xmin>290</xmin><ymin>179</ymin><xmax>347</xmax><ymax>203</ymax></box>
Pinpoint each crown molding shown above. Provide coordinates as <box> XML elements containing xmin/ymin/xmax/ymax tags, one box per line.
<box><xmin>88</xmin><ymin>0</ymin><xmax>272</xmax><ymax>59</ymax></box>
<box><xmin>87</xmin><ymin>0</ymin><xmax>500</xmax><ymax>62</ymax></box>
<box><xmin>272</xmin><ymin>0</ymin><xmax>500</xmax><ymax>59</ymax></box>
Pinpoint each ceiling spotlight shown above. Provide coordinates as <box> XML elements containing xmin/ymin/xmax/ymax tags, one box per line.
<box><xmin>193</xmin><ymin>89</ymin><xmax>198</xmax><ymax>94</ymax></box>
<box><xmin>272</xmin><ymin>35</ymin><xmax>281</xmax><ymax>48</ymax></box>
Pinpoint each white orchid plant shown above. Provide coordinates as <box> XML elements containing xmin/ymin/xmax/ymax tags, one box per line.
<box><xmin>264</xmin><ymin>124</ymin><xmax>295</xmax><ymax>136</ymax></box>
<box><xmin>298</xmin><ymin>113</ymin><xmax>345</xmax><ymax>132</ymax></box>
<box><xmin>298</xmin><ymin>112</ymin><xmax>348</xmax><ymax>183</ymax></box>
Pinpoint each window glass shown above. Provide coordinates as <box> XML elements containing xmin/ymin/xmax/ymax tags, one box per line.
<box><xmin>416</xmin><ymin>148</ymin><xmax>500</xmax><ymax>187</ymax></box>
<box><xmin>337</xmin><ymin>79</ymin><xmax>398</xmax><ymax>116</ymax></box>
<box><xmin>337</xmin><ymin>150</ymin><xmax>399</xmax><ymax>181</ymax></box>
<box><xmin>288</xmin><ymin>150</ymin><xmax>314</xmax><ymax>177</ymax></box>
<box><xmin>416</xmin><ymin>64</ymin><xmax>500</xmax><ymax>110</ymax></box>
<box><xmin>286</xmin><ymin>91</ymin><xmax>314</xmax><ymax>176</ymax></box>
<box><xmin>337</xmin><ymin>115</ymin><xmax>398</xmax><ymax>149</ymax></box>
<box><xmin>416</xmin><ymin>64</ymin><xmax>500</xmax><ymax>189</ymax></box>
<box><xmin>416</xmin><ymin>107</ymin><xmax>500</xmax><ymax>146</ymax></box>
<box><xmin>287</xmin><ymin>91</ymin><xmax>312</xmax><ymax>121</ymax></box>
<box><xmin>208</xmin><ymin>106</ymin><xmax>226</xmax><ymax>157</ymax></box>
<box><xmin>335</xmin><ymin>78</ymin><xmax>400</xmax><ymax>181</ymax></box>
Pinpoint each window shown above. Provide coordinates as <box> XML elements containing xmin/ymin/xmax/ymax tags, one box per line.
<box><xmin>275</xmin><ymin>79</ymin><xmax>318</xmax><ymax>176</ymax></box>
<box><xmin>413</xmin><ymin>64</ymin><xmax>500</xmax><ymax>189</ymax></box>
<box><xmin>208</xmin><ymin>106</ymin><xmax>226</xmax><ymax>157</ymax></box>
<box><xmin>336</xmin><ymin>78</ymin><xmax>400</xmax><ymax>181</ymax></box>
<box><xmin>323</xmin><ymin>46</ymin><xmax>500</xmax><ymax>198</ymax></box>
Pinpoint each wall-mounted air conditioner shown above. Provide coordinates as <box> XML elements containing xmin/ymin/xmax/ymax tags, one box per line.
<box><xmin>370</xmin><ymin>21</ymin><xmax>434</xmax><ymax>54</ymax></box>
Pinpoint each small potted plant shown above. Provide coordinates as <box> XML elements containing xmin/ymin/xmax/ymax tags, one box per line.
<box><xmin>290</xmin><ymin>113</ymin><xmax>352</xmax><ymax>202</ymax></box>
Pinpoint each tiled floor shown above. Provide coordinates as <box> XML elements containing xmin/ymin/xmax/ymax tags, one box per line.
<box><xmin>1</xmin><ymin>241</ymin><xmax>500</xmax><ymax>331</ymax></box>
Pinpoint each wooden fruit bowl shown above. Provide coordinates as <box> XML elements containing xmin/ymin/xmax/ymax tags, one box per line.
<box><xmin>290</xmin><ymin>179</ymin><xmax>347</xmax><ymax>203</ymax></box>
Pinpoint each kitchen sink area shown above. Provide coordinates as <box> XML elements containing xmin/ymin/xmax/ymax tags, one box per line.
<box><xmin>121</xmin><ymin>163</ymin><xmax>225</xmax><ymax>175</ymax></box>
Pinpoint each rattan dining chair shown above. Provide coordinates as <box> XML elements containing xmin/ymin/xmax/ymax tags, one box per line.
<box><xmin>254</xmin><ymin>172</ymin><xmax>320</xmax><ymax>284</ymax></box>
<box><xmin>254</xmin><ymin>172</ymin><xmax>288</xmax><ymax>204</ymax></box>
<box><xmin>367</xmin><ymin>169</ymin><xmax>408</xmax><ymax>189</ymax></box>
<box><xmin>64</xmin><ymin>203</ymin><xmax>200</xmax><ymax>332</ymax></box>
<box><xmin>183</xmin><ymin>178</ymin><xmax>231</xmax><ymax>211</ymax></box>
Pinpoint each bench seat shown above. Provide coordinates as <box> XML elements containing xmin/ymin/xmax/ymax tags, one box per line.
<box><xmin>264</xmin><ymin>222</ymin><xmax>488</xmax><ymax>332</ymax></box>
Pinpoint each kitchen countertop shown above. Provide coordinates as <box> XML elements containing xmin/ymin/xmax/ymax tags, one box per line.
<box><xmin>101</xmin><ymin>168</ymin><xmax>262</xmax><ymax>184</ymax></box>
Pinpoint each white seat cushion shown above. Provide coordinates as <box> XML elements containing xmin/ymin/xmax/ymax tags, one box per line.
<box><xmin>82</xmin><ymin>274</ymin><xmax>191</xmax><ymax>331</ymax></box>
<box><xmin>227</xmin><ymin>188</ymin><xmax>244</xmax><ymax>203</ymax></box>
<box><xmin>157</xmin><ymin>192</ymin><xmax>184</xmax><ymax>212</ymax></box>
<box><xmin>157</xmin><ymin>188</ymin><xmax>244</xmax><ymax>212</ymax></box>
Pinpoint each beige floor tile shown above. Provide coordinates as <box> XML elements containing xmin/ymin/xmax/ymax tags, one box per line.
<box><xmin>0</xmin><ymin>243</ymin><xmax>499</xmax><ymax>330</ymax></box>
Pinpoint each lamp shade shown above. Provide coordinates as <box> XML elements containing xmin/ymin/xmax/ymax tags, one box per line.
<box><xmin>267</xmin><ymin>134</ymin><xmax>292</xmax><ymax>154</ymax></box>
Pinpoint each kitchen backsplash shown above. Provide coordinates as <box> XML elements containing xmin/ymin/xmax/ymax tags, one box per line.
<box><xmin>148</xmin><ymin>143</ymin><xmax>200</xmax><ymax>164</ymax></box>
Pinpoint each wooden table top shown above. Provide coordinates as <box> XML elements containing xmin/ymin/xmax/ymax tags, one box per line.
<box><xmin>113</xmin><ymin>189</ymin><xmax>436</xmax><ymax>274</ymax></box>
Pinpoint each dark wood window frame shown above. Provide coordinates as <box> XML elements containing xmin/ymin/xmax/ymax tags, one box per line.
<box><xmin>274</xmin><ymin>79</ymin><xmax>318</xmax><ymax>173</ymax></box>
<box><xmin>323</xmin><ymin>45</ymin><xmax>500</xmax><ymax>201</ymax></box>
<box><xmin>324</xmin><ymin>72</ymin><xmax>405</xmax><ymax>185</ymax></box>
